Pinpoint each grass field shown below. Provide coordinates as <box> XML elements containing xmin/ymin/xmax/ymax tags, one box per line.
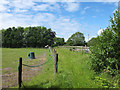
<box><xmin>2</xmin><ymin>47</ymin><xmax>117</xmax><ymax>88</ymax></box>
<box><xmin>20</xmin><ymin>47</ymin><xmax>100</xmax><ymax>88</ymax></box>
<box><xmin>2</xmin><ymin>48</ymin><xmax>46</xmax><ymax>74</ymax></box>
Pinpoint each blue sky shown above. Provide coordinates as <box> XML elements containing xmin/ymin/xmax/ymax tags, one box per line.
<box><xmin>0</xmin><ymin>0</ymin><xmax>119</xmax><ymax>41</ymax></box>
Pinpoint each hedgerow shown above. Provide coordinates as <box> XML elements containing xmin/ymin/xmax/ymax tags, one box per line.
<box><xmin>90</xmin><ymin>9</ymin><xmax>120</xmax><ymax>76</ymax></box>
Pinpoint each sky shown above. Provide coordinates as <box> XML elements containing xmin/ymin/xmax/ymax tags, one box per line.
<box><xmin>0</xmin><ymin>0</ymin><xmax>119</xmax><ymax>42</ymax></box>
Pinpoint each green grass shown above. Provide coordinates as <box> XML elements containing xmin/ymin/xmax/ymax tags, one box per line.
<box><xmin>5</xmin><ymin>47</ymin><xmax>118</xmax><ymax>88</ymax></box>
<box><xmin>2</xmin><ymin>48</ymin><xmax>46</xmax><ymax>74</ymax></box>
<box><xmin>21</xmin><ymin>47</ymin><xmax>100</xmax><ymax>88</ymax></box>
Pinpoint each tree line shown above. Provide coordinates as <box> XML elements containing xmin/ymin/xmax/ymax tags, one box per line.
<box><xmin>1</xmin><ymin>26</ymin><xmax>86</xmax><ymax>48</ymax></box>
<box><xmin>1</xmin><ymin>26</ymin><xmax>56</xmax><ymax>48</ymax></box>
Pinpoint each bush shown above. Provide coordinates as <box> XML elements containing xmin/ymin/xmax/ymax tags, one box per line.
<box><xmin>90</xmin><ymin>9</ymin><xmax>120</xmax><ymax>76</ymax></box>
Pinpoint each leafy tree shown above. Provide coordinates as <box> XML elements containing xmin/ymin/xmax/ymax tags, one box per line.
<box><xmin>66</xmin><ymin>32</ymin><xmax>85</xmax><ymax>46</ymax></box>
<box><xmin>90</xmin><ymin>9</ymin><xmax>120</xmax><ymax>75</ymax></box>
<box><xmin>2</xmin><ymin>28</ymin><xmax>12</xmax><ymax>48</ymax></box>
<box><xmin>53</xmin><ymin>37</ymin><xmax>65</xmax><ymax>46</ymax></box>
<box><xmin>11</xmin><ymin>27</ymin><xmax>24</xmax><ymax>48</ymax></box>
<box><xmin>87</xmin><ymin>37</ymin><xmax>98</xmax><ymax>46</ymax></box>
<box><xmin>0</xmin><ymin>30</ymin><xmax>3</xmax><ymax>47</ymax></box>
<box><xmin>2</xmin><ymin>26</ymin><xmax>56</xmax><ymax>48</ymax></box>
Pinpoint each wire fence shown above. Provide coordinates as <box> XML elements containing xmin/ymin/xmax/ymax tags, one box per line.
<box><xmin>49</xmin><ymin>47</ymin><xmax>56</xmax><ymax>62</ymax></box>
<box><xmin>18</xmin><ymin>47</ymin><xmax>58</xmax><ymax>88</ymax></box>
<box><xmin>22</xmin><ymin>55</ymin><xmax>52</xmax><ymax>67</ymax></box>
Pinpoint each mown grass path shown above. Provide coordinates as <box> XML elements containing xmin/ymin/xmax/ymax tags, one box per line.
<box><xmin>54</xmin><ymin>48</ymin><xmax>98</xmax><ymax>88</ymax></box>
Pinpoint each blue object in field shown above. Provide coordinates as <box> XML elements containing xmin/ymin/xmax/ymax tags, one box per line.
<box><xmin>28</xmin><ymin>52</ymin><xmax>35</xmax><ymax>59</ymax></box>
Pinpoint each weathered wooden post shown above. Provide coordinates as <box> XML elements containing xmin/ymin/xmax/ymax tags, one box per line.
<box><xmin>55</xmin><ymin>53</ymin><xmax>58</xmax><ymax>73</ymax></box>
<box><xmin>18</xmin><ymin>57</ymin><xmax>22</xmax><ymax>88</ymax></box>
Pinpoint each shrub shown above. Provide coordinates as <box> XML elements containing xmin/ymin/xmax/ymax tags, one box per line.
<box><xmin>90</xmin><ymin>9</ymin><xmax>120</xmax><ymax>76</ymax></box>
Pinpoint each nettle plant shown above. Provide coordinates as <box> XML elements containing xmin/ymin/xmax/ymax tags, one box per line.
<box><xmin>90</xmin><ymin>9</ymin><xmax>120</xmax><ymax>76</ymax></box>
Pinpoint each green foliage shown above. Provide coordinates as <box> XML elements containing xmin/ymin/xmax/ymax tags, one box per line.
<box><xmin>0</xmin><ymin>30</ymin><xmax>2</xmax><ymax>47</ymax></box>
<box><xmin>2</xmin><ymin>26</ymin><xmax>56</xmax><ymax>48</ymax></box>
<box><xmin>66</xmin><ymin>32</ymin><xmax>86</xmax><ymax>46</ymax></box>
<box><xmin>90</xmin><ymin>9</ymin><xmax>120</xmax><ymax>76</ymax></box>
<box><xmin>53</xmin><ymin>37</ymin><xmax>65</xmax><ymax>46</ymax></box>
<box><xmin>87</xmin><ymin>37</ymin><xmax>98</xmax><ymax>46</ymax></box>
<box><xmin>94</xmin><ymin>77</ymin><xmax>115</xmax><ymax>88</ymax></box>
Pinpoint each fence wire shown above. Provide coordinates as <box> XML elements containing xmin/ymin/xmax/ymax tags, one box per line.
<box><xmin>49</xmin><ymin>47</ymin><xmax>56</xmax><ymax>62</ymax></box>
<box><xmin>22</xmin><ymin>55</ymin><xmax>53</xmax><ymax>68</ymax></box>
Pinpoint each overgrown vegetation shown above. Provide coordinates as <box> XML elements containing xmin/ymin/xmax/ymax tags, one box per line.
<box><xmin>90</xmin><ymin>9</ymin><xmax>120</xmax><ymax>77</ymax></box>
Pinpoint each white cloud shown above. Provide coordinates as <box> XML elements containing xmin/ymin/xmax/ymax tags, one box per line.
<box><xmin>0</xmin><ymin>5</ymin><xmax>7</xmax><ymax>11</ymax></box>
<box><xmin>81</xmin><ymin>6</ymin><xmax>90</xmax><ymax>15</ymax></box>
<box><xmin>32</xmin><ymin>0</ymin><xmax>119</xmax><ymax>2</ymax></box>
<box><xmin>63</xmin><ymin>2</ymin><xmax>80</xmax><ymax>12</ymax></box>
<box><xmin>84</xmin><ymin>6</ymin><xmax>90</xmax><ymax>10</ymax></box>
<box><xmin>49</xmin><ymin>17</ymin><xmax>81</xmax><ymax>41</ymax></box>
<box><xmin>14</xmin><ymin>8</ymin><xmax>28</xmax><ymax>13</ymax></box>
<box><xmin>0</xmin><ymin>0</ymin><xmax>118</xmax><ymax>41</ymax></box>
<box><xmin>0</xmin><ymin>11</ymin><xmax>81</xmax><ymax>41</ymax></box>
<box><xmin>98</xmin><ymin>29</ymin><xmax>104</xmax><ymax>35</ymax></box>
<box><xmin>88</xmin><ymin>0</ymin><xmax>119</xmax><ymax>1</ymax></box>
<box><xmin>21</xmin><ymin>0</ymin><xmax>120</xmax><ymax>2</ymax></box>
<box><xmin>0</xmin><ymin>13</ymin><xmax>33</xmax><ymax>29</ymax></box>
<box><xmin>0</xmin><ymin>0</ymin><xmax>10</xmax><ymax>12</ymax></box>
<box><xmin>33</xmin><ymin>4</ymin><xmax>50</xmax><ymax>11</ymax></box>
<box><xmin>0</xmin><ymin>0</ymin><xmax>9</xmax><ymax>5</ymax></box>
<box><xmin>9</xmin><ymin>0</ymin><xmax>35</xmax><ymax>10</ymax></box>
<box><xmin>32</xmin><ymin>13</ymin><xmax>55</xmax><ymax>24</ymax></box>
<box><xmin>103</xmin><ymin>2</ymin><xmax>118</xmax><ymax>7</ymax></box>
<box><xmin>114</xmin><ymin>2</ymin><xmax>118</xmax><ymax>7</ymax></box>
<box><xmin>32</xmin><ymin>3</ymin><xmax>60</xmax><ymax>12</ymax></box>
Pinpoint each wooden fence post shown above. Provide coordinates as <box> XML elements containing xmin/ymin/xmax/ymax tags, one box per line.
<box><xmin>18</xmin><ymin>57</ymin><xmax>22</xmax><ymax>88</ymax></box>
<box><xmin>55</xmin><ymin>53</ymin><xmax>58</xmax><ymax>73</ymax></box>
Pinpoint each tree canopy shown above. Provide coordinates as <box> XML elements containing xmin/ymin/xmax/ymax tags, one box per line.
<box><xmin>53</xmin><ymin>37</ymin><xmax>65</xmax><ymax>46</ymax></box>
<box><xmin>66</xmin><ymin>32</ymin><xmax>85</xmax><ymax>46</ymax></box>
<box><xmin>2</xmin><ymin>26</ymin><xmax>56</xmax><ymax>48</ymax></box>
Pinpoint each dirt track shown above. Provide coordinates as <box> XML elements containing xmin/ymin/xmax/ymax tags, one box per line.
<box><xmin>2</xmin><ymin>53</ymin><xmax>46</xmax><ymax>88</ymax></box>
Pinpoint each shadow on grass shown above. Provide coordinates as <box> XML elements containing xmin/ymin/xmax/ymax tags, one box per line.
<box><xmin>24</xmin><ymin>85</ymin><xmax>60</xmax><ymax>88</ymax></box>
<box><xmin>21</xmin><ymin>85</ymin><xmax>60</xmax><ymax>90</ymax></box>
<box><xmin>21</xmin><ymin>82</ymin><xmax>60</xmax><ymax>89</ymax></box>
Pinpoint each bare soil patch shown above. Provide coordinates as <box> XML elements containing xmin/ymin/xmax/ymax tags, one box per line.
<box><xmin>2</xmin><ymin>53</ymin><xmax>46</xmax><ymax>88</ymax></box>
